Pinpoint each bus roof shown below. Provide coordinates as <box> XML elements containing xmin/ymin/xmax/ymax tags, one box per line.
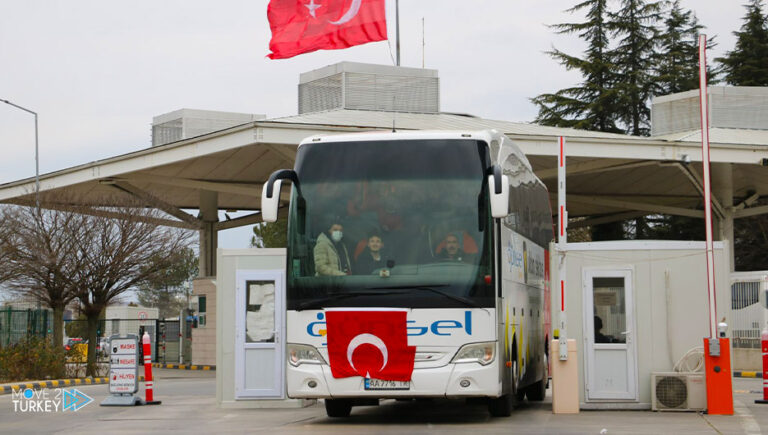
<box><xmin>298</xmin><ymin>129</ymin><xmax>506</xmax><ymax>147</ymax></box>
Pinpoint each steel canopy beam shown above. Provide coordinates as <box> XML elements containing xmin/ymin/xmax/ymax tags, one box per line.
<box><xmin>671</xmin><ymin>162</ymin><xmax>725</xmax><ymax>219</ymax></box>
<box><xmin>215</xmin><ymin>212</ymin><xmax>262</xmax><ymax>231</ymax></box>
<box><xmin>734</xmin><ymin>204</ymin><xmax>768</xmax><ymax>219</ymax></box>
<box><xmin>107</xmin><ymin>180</ymin><xmax>202</xmax><ymax>228</ymax></box>
<box><xmin>568</xmin><ymin>194</ymin><xmax>704</xmax><ymax>218</ymax></box>
<box><xmin>124</xmin><ymin>174</ymin><xmax>262</xmax><ymax>197</ymax></box>
<box><xmin>6</xmin><ymin>199</ymin><xmax>197</xmax><ymax>230</ymax></box>
<box><xmin>567</xmin><ymin>211</ymin><xmax>649</xmax><ymax>228</ymax></box>
<box><xmin>536</xmin><ymin>160</ymin><xmax>658</xmax><ymax>180</ymax></box>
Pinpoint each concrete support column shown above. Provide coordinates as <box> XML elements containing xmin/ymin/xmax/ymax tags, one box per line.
<box><xmin>199</xmin><ymin>190</ymin><xmax>219</xmax><ymax>277</ymax></box>
<box><xmin>713</xmin><ymin>163</ymin><xmax>734</xmax><ymax>272</ymax></box>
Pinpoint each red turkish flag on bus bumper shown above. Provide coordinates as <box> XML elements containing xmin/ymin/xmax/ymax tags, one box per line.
<box><xmin>267</xmin><ymin>0</ymin><xmax>387</xmax><ymax>59</ymax></box>
<box><xmin>326</xmin><ymin>310</ymin><xmax>416</xmax><ymax>381</ymax></box>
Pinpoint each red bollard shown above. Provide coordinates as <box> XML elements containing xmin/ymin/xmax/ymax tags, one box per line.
<box><xmin>142</xmin><ymin>332</ymin><xmax>162</xmax><ymax>405</ymax></box>
<box><xmin>756</xmin><ymin>329</ymin><xmax>768</xmax><ymax>404</ymax></box>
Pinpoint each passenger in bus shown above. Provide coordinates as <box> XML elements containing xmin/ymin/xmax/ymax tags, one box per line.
<box><xmin>313</xmin><ymin>220</ymin><xmax>352</xmax><ymax>276</ymax></box>
<box><xmin>355</xmin><ymin>231</ymin><xmax>386</xmax><ymax>275</ymax></box>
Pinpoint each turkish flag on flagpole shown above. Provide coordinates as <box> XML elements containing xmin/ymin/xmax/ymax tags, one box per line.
<box><xmin>267</xmin><ymin>0</ymin><xmax>388</xmax><ymax>60</ymax></box>
<box><xmin>326</xmin><ymin>310</ymin><xmax>416</xmax><ymax>381</ymax></box>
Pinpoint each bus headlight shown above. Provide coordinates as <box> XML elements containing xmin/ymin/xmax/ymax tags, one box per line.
<box><xmin>287</xmin><ymin>343</ymin><xmax>326</xmax><ymax>367</ymax></box>
<box><xmin>451</xmin><ymin>342</ymin><xmax>495</xmax><ymax>366</ymax></box>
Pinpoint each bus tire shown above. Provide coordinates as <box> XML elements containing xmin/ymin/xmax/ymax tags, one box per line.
<box><xmin>526</xmin><ymin>355</ymin><xmax>548</xmax><ymax>401</ymax></box>
<box><xmin>516</xmin><ymin>386</ymin><xmax>527</xmax><ymax>401</ymax></box>
<box><xmin>526</xmin><ymin>378</ymin><xmax>547</xmax><ymax>401</ymax></box>
<box><xmin>487</xmin><ymin>394</ymin><xmax>513</xmax><ymax>417</ymax></box>
<box><xmin>511</xmin><ymin>355</ymin><xmax>525</xmax><ymax>402</ymax></box>
<box><xmin>325</xmin><ymin>399</ymin><xmax>352</xmax><ymax>417</ymax></box>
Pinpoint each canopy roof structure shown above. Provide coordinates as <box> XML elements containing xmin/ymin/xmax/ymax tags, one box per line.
<box><xmin>1</xmin><ymin>107</ymin><xmax>767</xmax><ymax>276</ymax></box>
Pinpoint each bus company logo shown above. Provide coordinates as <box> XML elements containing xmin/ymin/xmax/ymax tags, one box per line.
<box><xmin>12</xmin><ymin>388</ymin><xmax>93</xmax><ymax>413</ymax></box>
<box><xmin>307</xmin><ymin>311</ymin><xmax>473</xmax><ymax>338</ymax></box>
<box><xmin>505</xmin><ymin>238</ymin><xmax>524</xmax><ymax>272</ymax></box>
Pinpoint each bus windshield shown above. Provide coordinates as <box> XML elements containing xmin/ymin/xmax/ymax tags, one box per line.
<box><xmin>286</xmin><ymin>138</ymin><xmax>494</xmax><ymax>310</ymax></box>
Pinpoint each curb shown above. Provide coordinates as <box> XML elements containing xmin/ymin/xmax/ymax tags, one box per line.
<box><xmin>151</xmin><ymin>363</ymin><xmax>215</xmax><ymax>371</ymax></box>
<box><xmin>1</xmin><ymin>376</ymin><xmax>145</xmax><ymax>395</ymax></box>
<box><xmin>734</xmin><ymin>371</ymin><xmax>762</xmax><ymax>378</ymax></box>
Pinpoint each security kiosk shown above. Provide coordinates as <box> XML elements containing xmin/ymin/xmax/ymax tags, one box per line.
<box><xmin>216</xmin><ymin>248</ymin><xmax>314</xmax><ymax>408</ymax></box>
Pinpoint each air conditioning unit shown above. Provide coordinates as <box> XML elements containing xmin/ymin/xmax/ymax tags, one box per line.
<box><xmin>651</xmin><ymin>372</ymin><xmax>706</xmax><ymax>411</ymax></box>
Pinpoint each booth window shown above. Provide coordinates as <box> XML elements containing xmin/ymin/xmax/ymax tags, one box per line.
<box><xmin>198</xmin><ymin>296</ymin><xmax>207</xmax><ymax>327</ymax></box>
<box><xmin>592</xmin><ymin>277</ymin><xmax>626</xmax><ymax>344</ymax></box>
<box><xmin>245</xmin><ymin>280</ymin><xmax>276</xmax><ymax>343</ymax></box>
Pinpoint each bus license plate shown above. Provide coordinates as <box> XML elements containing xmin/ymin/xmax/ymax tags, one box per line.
<box><xmin>364</xmin><ymin>378</ymin><xmax>410</xmax><ymax>390</ymax></box>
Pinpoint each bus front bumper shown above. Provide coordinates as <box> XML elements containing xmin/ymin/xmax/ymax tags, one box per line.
<box><xmin>287</xmin><ymin>359</ymin><xmax>501</xmax><ymax>399</ymax></box>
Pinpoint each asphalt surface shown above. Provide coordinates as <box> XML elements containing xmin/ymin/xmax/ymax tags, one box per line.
<box><xmin>1</xmin><ymin>370</ymin><xmax>767</xmax><ymax>434</ymax></box>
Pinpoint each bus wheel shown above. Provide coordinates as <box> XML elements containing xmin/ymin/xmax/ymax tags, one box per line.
<box><xmin>512</xmin><ymin>358</ymin><xmax>525</xmax><ymax>402</ymax></box>
<box><xmin>487</xmin><ymin>394</ymin><xmax>513</xmax><ymax>417</ymax></box>
<box><xmin>526</xmin><ymin>359</ymin><xmax>548</xmax><ymax>401</ymax></box>
<box><xmin>325</xmin><ymin>399</ymin><xmax>352</xmax><ymax>417</ymax></box>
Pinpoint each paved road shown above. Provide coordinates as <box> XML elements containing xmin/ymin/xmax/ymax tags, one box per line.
<box><xmin>1</xmin><ymin>371</ymin><xmax>767</xmax><ymax>434</ymax></box>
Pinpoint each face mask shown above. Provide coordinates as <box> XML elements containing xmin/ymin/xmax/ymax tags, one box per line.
<box><xmin>331</xmin><ymin>230</ymin><xmax>343</xmax><ymax>242</ymax></box>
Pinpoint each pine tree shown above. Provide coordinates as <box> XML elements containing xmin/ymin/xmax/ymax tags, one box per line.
<box><xmin>609</xmin><ymin>0</ymin><xmax>663</xmax><ymax>136</ymax></box>
<box><xmin>655</xmin><ymin>1</ymin><xmax>718</xmax><ymax>95</ymax></box>
<box><xmin>251</xmin><ymin>220</ymin><xmax>288</xmax><ymax>248</ymax></box>
<box><xmin>531</xmin><ymin>0</ymin><xmax>622</xmax><ymax>133</ymax></box>
<box><xmin>716</xmin><ymin>0</ymin><xmax>768</xmax><ymax>86</ymax></box>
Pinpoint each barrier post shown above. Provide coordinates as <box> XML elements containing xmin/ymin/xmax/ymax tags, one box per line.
<box><xmin>143</xmin><ymin>332</ymin><xmax>162</xmax><ymax>405</ymax></box>
<box><xmin>756</xmin><ymin>329</ymin><xmax>768</xmax><ymax>404</ymax></box>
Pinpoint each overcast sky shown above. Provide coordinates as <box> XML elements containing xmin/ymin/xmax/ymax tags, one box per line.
<box><xmin>0</xmin><ymin>0</ymin><xmax>750</xmax><ymax>247</ymax></box>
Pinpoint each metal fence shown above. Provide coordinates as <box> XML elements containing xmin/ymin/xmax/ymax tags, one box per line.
<box><xmin>730</xmin><ymin>272</ymin><xmax>768</xmax><ymax>349</ymax></box>
<box><xmin>62</xmin><ymin>318</ymin><xmax>182</xmax><ymax>363</ymax></box>
<box><xmin>1</xmin><ymin>311</ymin><xmax>184</xmax><ymax>363</ymax></box>
<box><xmin>0</xmin><ymin>308</ymin><xmax>52</xmax><ymax>347</ymax></box>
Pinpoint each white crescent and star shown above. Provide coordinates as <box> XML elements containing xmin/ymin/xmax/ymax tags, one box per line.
<box><xmin>347</xmin><ymin>333</ymin><xmax>388</xmax><ymax>373</ymax></box>
<box><xmin>305</xmin><ymin>0</ymin><xmax>362</xmax><ymax>25</ymax></box>
<box><xmin>304</xmin><ymin>0</ymin><xmax>321</xmax><ymax>18</ymax></box>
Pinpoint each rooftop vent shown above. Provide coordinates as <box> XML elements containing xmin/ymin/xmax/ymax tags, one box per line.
<box><xmin>651</xmin><ymin>86</ymin><xmax>768</xmax><ymax>136</ymax></box>
<box><xmin>151</xmin><ymin>109</ymin><xmax>265</xmax><ymax>146</ymax></box>
<box><xmin>299</xmin><ymin>62</ymin><xmax>439</xmax><ymax>114</ymax></box>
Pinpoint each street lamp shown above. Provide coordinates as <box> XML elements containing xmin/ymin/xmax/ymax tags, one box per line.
<box><xmin>0</xmin><ymin>99</ymin><xmax>39</xmax><ymax>210</ymax></box>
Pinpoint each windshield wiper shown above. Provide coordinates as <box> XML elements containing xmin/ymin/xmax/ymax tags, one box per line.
<box><xmin>367</xmin><ymin>285</ymin><xmax>484</xmax><ymax>309</ymax></box>
<box><xmin>296</xmin><ymin>290</ymin><xmax>406</xmax><ymax>311</ymax></box>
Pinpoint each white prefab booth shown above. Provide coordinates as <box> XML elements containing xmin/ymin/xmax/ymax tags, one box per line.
<box><xmin>216</xmin><ymin>248</ymin><xmax>313</xmax><ymax>408</ymax></box>
<box><xmin>551</xmin><ymin>241</ymin><xmax>730</xmax><ymax>409</ymax></box>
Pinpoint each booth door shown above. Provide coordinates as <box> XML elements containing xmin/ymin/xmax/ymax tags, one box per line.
<box><xmin>235</xmin><ymin>270</ymin><xmax>285</xmax><ymax>399</ymax></box>
<box><xmin>583</xmin><ymin>269</ymin><xmax>637</xmax><ymax>401</ymax></box>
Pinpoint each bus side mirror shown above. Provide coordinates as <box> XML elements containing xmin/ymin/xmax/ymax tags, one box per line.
<box><xmin>261</xmin><ymin>179</ymin><xmax>282</xmax><ymax>222</ymax></box>
<box><xmin>261</xmin><ymin>169</ymin><xmax>301</xmax><ymax>223</ymax></box>
<box><xmin>488</xmin><ymin>172</ymin><xmax>509</xmax><ymax>219</ymax></box>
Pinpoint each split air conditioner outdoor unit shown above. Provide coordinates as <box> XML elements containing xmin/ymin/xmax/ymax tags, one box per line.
<box><xmin>651</xmin><ymin>372</ymin><xmax>706</xmax><ymax>412</ymax></box>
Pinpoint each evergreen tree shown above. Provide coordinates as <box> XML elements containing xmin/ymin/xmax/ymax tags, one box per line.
<box><xmin>656</xmin><ymin>1</ymin><xmax>718</xmax><ymax>95</ymax></box>
<box><xmin>717</xmin><ymin>0</ymin><xmax>768</xmax><ymax>86</ymax></box>
<box><xmin>251</xmin><ymin>220</ymin><xmax>288</xmax><ymax>248</ymax></box>
<box><xmin>608</xmin><ymin>0</ymin><xmax>663</xmax><ymax>136</ymax></box>
<box><xmin>532</xmin><ymin>0</ymin><xmax>622</xmax><ymax>133</ymax></box>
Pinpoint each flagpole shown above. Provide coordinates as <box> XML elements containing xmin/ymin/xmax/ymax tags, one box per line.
<box><xmin>422</xmin><ymin>17</ymin><xmax>425</xmax><ymax>68</ymax></box>
<box><xmin>395</xmin><ymin>0</ymin><xmax>400</xmax><ymax>66</ymax></box>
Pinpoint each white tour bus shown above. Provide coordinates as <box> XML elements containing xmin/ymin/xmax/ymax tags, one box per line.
<box><xmin>261</xmin><ymin>130</ymin><xmax>553</xmax><ymax>417</ymax></box>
